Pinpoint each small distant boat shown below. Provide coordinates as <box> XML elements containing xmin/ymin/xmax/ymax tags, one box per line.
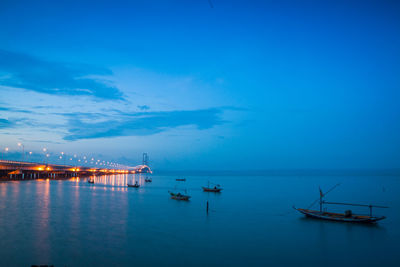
<box><xmin>88</xmin><ymin>178</ymin><xmax>94</xmax><ymax>184</ymax></box>
<box><xmin>176</xmin><ymin>178</ymin><xmax>186</xmax><ymax>181</ymax></box>
<box><xmin>294</xmin><ymin>184</ymin><xmax>388</xmax><ymax>223</ymax></box>
<box><xmin>127</xmin><ymin>181</ymin><xmax>140</xmax><ymax>188</ymax></box>
<box><xmin>169</xmin><ymin>191</ymin><xmax>191</xmax><ymax>201</ymax></box>
<box><xmin>202</xmin><ymin>181</ymin><xmax>222</xmax><ymax>192</ymax></box>
<box><xmin>145</xmin><ymin>177</ymin><xmax>152</xmax><ymax>182</ymax></box>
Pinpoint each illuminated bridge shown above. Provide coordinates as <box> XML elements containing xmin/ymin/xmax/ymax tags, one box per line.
<box><xmin>0</xmin><ymin>160</ymin><xmax>151</xmax><ymax>180</ymax></box>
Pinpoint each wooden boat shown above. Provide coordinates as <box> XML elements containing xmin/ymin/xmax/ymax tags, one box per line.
<box><xmin>88</xmin><ymin>179</ymin><xmax>94</xmax><ymax>184</ymax></box>
<box><xmin>176</xmin><ymin>178</ymin><xmax>186</xmax><ymax>181</ymax></box>
<box><xmin>294</xmin><ymin>184</ymin><xmax>388</xmax><ymax>223</ymax></box>
<box><xmin>145</xmin><ymin>177</ymin><xmax>152</xmax><ymax>182</ymax></box>
<box><xmin>169</xmin><ymin>191</ymin><xmax>191</xmax><ymax>201</ymax></box>
<box><xmin>127</xmin><ymin>181</ymin><xmax>140</xmax><ymax>188</ymax></box>
<box><xmin>294</xmin><ymin>208</ymin><xmax>386</xmax><ymax>223</ymax></box>
<box><xmin>202</xmin><ymin>181</ymin><xmax>222</xmax><ymax>192</ymax></box>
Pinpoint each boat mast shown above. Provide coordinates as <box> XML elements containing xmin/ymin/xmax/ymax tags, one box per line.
<box><xmin>319</xmin><ymin>187</ymin><xmax>323</xmax><ymax>212</ymax></box>
<box><xmin>314</xmin><ymin>184</ymin><xmax>340</xmax><ymax>212</ymax></box>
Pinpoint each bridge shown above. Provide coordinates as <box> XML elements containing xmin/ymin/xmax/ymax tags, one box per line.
<box><xmin>0</xmin><ymin>160</ymin><xmax>151</xmax><ymax>180</ymax></box>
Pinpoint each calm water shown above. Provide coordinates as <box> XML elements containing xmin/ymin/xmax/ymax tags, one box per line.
<box><xmin>0</xmin><ymin>174</ymin><xmax>399</xmax><ymax>266</ymax></box>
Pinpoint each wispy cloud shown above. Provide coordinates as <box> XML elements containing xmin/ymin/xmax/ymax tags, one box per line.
<box><xmin>0</xmin><ymin>106</ymin><xmax>32</xmax><ymax>114</ymax></box>
<box><xmin>137</xmin><ymin>105</ymin><xmax>150</xmax><ymax>111</ymax></box>
<box><xmin>0</xmin><ymin>49</ymin><xmax>123</xmax><ymax>100</ymax></box>
<box><xmin>63</xmin><ymin>108</ymin><xmax>226</xmax><ymax>141</ymax></box>
<box><xmin>0</xmin><ymin>118</ymin><xmax>13</xmax><ymax>128</ymax></box>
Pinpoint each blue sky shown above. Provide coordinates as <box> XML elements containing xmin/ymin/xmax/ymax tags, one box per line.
<box><xmin>0</xmin><ymin>0</ymin><xmax>399</xmax><ymax>170</ymax></box>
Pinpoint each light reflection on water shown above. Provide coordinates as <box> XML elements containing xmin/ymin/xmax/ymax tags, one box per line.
<box><xmin>0</xmin><ymin>174</ymin><xmax>399</xmax><ymax>266</ymax></box>
<box><xmin>70</xmin><ymin>174</ymin><xmax>149</xmax><ymax>190</ymax></box>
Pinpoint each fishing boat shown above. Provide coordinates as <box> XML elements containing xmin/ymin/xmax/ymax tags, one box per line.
<box><xmin>294</xmin><ymin>184</ymin><xmax>388</xmax><ymax>223</ymax></box>
<box><xmin>88</xmin><ymin>178</ymin><xmax>94</xmax><ymax>184</ymax></box>
<box><xmin>145</xmin><ymin>176</ymin><xmax>152</xmax><ymax>182</ymax></box>
<box><xmin>202</xmin><ymin>181</ymin><xmax>222</xmax><ymax>192</ymax></box>
<box><xmin>169</xmin><ymin>191</ymin><xmax>191</xmax><ymax>201</ymax></box>
<box><xmin>176</xmin><ymin>178</ymin><xmax>186</xmax><ymax>181</ymax></box>
<box><xmin>127</xmin><ymin>181</ymin><xmax>140</xmax><ymax>188</ymax></box>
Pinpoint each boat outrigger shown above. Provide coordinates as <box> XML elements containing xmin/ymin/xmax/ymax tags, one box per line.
<box><xmin>202</xmin><ymin>181</ymin><xmax>222</xmax><ymax>192</ymax></box>
<box><xmin>169</xmin><ymin>191</ymin><xmax>191</xmax><ymax>201</ymax></box>
<box><xmin>294</xmin><ymin>184</ymin><xmax>388</xmax><ymax>223</ymax></box>
<box><xmin>127</xmin><ymin>181</ymin><xmax>140</xmax><ymax>188</ymax></box>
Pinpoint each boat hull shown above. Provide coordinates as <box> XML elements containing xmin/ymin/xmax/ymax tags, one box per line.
<box><xmin>202</xmin><ymin>187</ymin><xmax>222</xmax><ymax>192</ymax></box>
<box><xmin>169</xmin><ymin>192</ymin><xmax>190</xmax><ymax>201</ymax></box>
<box><xmin>295</xmin><ymin>208</ymin><xmax>385</xmax><ymax>223</ymax></box>
<box><xmin>171</xmin><ymin>196</ymin><xmax>190</xmax><ymax>201</ymax></box>
<box><xmin>127</xmin><ymin>184</ymin><xmax>140</xmax><ymax>188</ymax></box>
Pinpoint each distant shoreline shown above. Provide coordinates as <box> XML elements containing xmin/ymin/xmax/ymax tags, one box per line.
<box><xmin>153</xmin><ymin>169</ymin><xmax>400</xmax><ymax>177</ymax></box>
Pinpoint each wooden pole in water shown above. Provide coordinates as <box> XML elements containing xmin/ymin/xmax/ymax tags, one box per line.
<box><xmin>206</xmin><ymin>201</ymin><xmax>209</xmax><ymax>214</ymax></box>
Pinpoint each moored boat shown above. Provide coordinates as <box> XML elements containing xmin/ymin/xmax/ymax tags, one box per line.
<box><xmin>169</xmin><ymin>191</ymin><xmax>191</xmax><ymax>201</ymax></box>
<box><xmin>145</xmin><ymin>176</ymin><xmax>152</xmax><ymax>182</ymax></box>
<box><xmin>88</xmin><ymin>178</ymin><xmax>94</xmax><ymax>184</ymax></box>
<box><xmin>127</xmin><ymin>181</ymin><xmax>140</xmax><ymax>188</ymax></box>
<box><xmin>294</xmin><ymin>208</ymin><xmax>386</xmax><ymax>223</ymax></box>
<box><xmin>176</xmin><ymin>178</ymin><xmax>186</xmax><ymax>181</ymax></box>
<box><xmin>294</xmin><ymin>184</ymin><xmax>388</xmax><ymax>223</ymax></box>
<box><xmin>202</xmin><ymin>181</ymin><xmax>222</xmax><ymax>192</ymax></box>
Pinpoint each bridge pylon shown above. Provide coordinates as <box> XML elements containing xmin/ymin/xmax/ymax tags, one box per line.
<box><xmin>142</xmin><ymin>153</ymin><xmax>149</xmax><ymax>166</ymax></box>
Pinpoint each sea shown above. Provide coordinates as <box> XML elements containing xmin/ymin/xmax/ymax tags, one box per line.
<box><xmin>0</xmin><ymin>172</ymin><xmax>399</xmax><ymax>266</ymax></box>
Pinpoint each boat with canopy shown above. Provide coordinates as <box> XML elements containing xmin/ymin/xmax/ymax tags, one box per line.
<box><xmin>169</xmin><ymin>191</ymin><xmax>191</xmax><ymax>201</ymax></box>
<box><xmin>202</xmin><ymin>181</ymin><xmax>222</xmax><ymax>192</ymax></box>
<box><xmin>127</xmin><ymin>181</ymin><xmax>140</xmax><ymax>188</ymax></box>
<box><xmin>294</xmin><ymin>184</ymin><xmax>388</xmax><ymax>223</ymax></box>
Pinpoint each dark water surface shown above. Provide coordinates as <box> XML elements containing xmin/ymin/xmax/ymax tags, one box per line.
<box><xmin>0</xmin><ymin>174</ymin><xmax>399</xmax><ymax>266</ymax></box>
